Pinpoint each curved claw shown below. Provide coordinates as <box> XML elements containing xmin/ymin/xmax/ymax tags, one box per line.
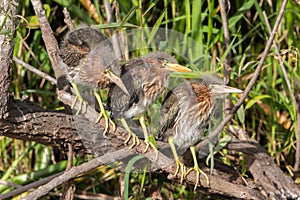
<box><xmin>95</xmin><ymin>109</ymin><xmax>116</xmax><ymax>135</ymax></box>
<box><xmin>168</xmin><ymin>136</ymin><xmax>187</xmax><ymax>184</ymax></box>
<box><xmin>71</xmin><ymin>83</ymin><xmax>87</xmax><ymax>115</ymax></box>
<box><xmin>124</xmin><ymin>132</ymin><xmax>140</xmax><ymax>149</ymax></box>
<box><xmin>185</xmin><ymin>146</ymin><xmax>210</xmax><ymax>190</ymax></box>
<box><xmin>94</xmin><ymin>90</ymin><xmax>114</xmax><ymax>135</ymax></box>
<box><xmin>128</xmin><ymin>134</ymin><xmax>140</xmax><ymax>149</ymax></box>
<box><xmin>96</xmin><ymin>110</ymin><xmax>107</xmax><ymax>135</ymax></box>
<box><xmin>174</xmin><ymin>159</ymin><xmax>186</xmax><ymax>184</ymax></box>
<box><xmin>143</xmin><ymin>138</ymin><xmax>159</xmax><ymax>161</ymax></box>
<box><xmin>109</xmin><ymin>118</ymin><xmax>116</xmax><ymax>132</ymax></box>
<box><xmin>139</xmin><ymin>116</ymin><xmax>159</xmax><ymax>160</ymax></box>
<box><xmin>185</xmin><ymin>165</ymin><xmax>209</xmax><ymax>190</ymax></box>
<box><xmin>121</xmin><ymin>118</ymin><xmax>140</xmax><ymax>148</ymax></box>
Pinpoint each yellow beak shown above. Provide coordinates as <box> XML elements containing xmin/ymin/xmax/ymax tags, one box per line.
<box><xmin>164</xmin><ymin>63</ymin><xmax>193</xmax><ymax>72</ymax></box>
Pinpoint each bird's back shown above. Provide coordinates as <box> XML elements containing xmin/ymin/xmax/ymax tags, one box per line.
<box><xmin>108</xmin><ymin>52</ymin><xmax>176</xmax><ymax>119</ymax></box>
<box><xmin>107</xmin><ymin>58</ymin><xmax>149</xmax><ymax>119</ymax></box>
<box><xmin>159</xmin><ymin>80</ymin><xmax>214</xmax><ymax>152</ymax></box>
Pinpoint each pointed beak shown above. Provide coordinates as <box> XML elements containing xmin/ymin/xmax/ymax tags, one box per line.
<box><xmin>210</xmin><ymin>84</ymin><xmax>243</xmax><ymax>94</ymax></box>
<box><xmin>105</xmin><ymin>71</ymin><xmax>129</xmax><ymax>95</ymax></box>
<box><xmin>164</xmin><ymin>63</ymin><xmax>193</xmax><ymax>72</ymax></box>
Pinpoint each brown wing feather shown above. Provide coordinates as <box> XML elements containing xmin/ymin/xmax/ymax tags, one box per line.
<box><xmin>158</xmin><ymin>90</ymin><xmax>180</xmax><ymax>141</ymax></box>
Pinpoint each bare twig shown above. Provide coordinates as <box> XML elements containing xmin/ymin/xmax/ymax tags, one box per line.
<box><xmin>63</xmin><ymin>8</ymin><xmax>75</xmax><ymax>31</ymax></box>
<box><xmin>261</xmin><ymin>12</ymin><xmax>297</xmax><ymax>113</ymax></box>
<box><xmin>0</xmin><ymin>180</ymin><xmax>22</xmax><ymax>189</ymax></box>
<box><xmin>30</xmin><ymin>0</ymin><xmax>67</xmax><ymax>91</ymax></box>
<box><xmin>218</xmin><ymin>0</ymin><xmax>232</xmax><ymax>85</ymax></box>
<box><xmin>196</xmin><ymin>0</ymin><xmax>288</xmax><ymax>152</ymax></box>
<box><xmin>0</xmin><ymin>172</ymin><xmax>63</xmax><ymax>199</ymax></box>
<box><xmin>31</xmin><ymin>0</ymin><xmax>72</xmax><ymax>114</ymax></box>
<box><xmin>262</xmin><ymin>11</ymin><xmax>300</xmax><ymax>179</ymax></box>
<box><xmin>13</xmin><ymin>56</ymin><xmax>57</xmax><ymax>85</ymax></box>
<box><xmin>103</xmin><ymin>0</ymin><xmax>122</xmax><ymax>59</ymax></box>
<box><xmin>21</xmin><ymin>148</ymin><xmax>132</xmax><ymax>199</ymax></box>
<box><xmin>61</xmin><ymin>144</ymin><xmax>75</xmax><ymax>200</ymax></box>
<box><xmin>16</xmin><ymin>31</ymin><xmax>48</xmax><ymax>73</ymax></box>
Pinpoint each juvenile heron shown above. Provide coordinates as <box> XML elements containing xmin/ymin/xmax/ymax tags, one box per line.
<box><xmin>108</xmin><ymin>52</ymin><xmax>192</xmax><ymax>152</ymax></box>
<box><xmin>159</xmin><ymin>75</ymin><xmax>242</xmax><ymax>190</ymax></box>
<box><xmin>60</xmin><ymin>27</ymin><xmax>128</xmax><ymax>134</ymax></box>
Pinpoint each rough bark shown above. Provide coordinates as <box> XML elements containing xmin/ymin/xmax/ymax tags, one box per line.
<box><xmin>0</xmin><ymin>0</ymin><xmax>19</xmax><ymax>119</ymax></box>
<box><xmin>1</xmin><ymin>93</ymin><xmax>300</xmax><ymax>199</ymax></box>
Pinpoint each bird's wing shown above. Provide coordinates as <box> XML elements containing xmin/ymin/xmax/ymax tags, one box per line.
<box><xmin>158</xmin><ymin>90</ymin><xmax>180</xmax><ymax>141</ymax></box>
<box><xmin>107</xmin><ymin>62</ymin><xmax>145</xmax><ymax>119</ymax></box>
<box><xmin>121</xmin><ymin>58</ymin><xmax>145</xmax><ymax>74</ymax></box>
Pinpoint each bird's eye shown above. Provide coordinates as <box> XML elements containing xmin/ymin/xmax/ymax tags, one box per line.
<box><xmin>162</xmin><ymin>59</ymin><xmax>169</xmax><ymax>66</ymax></box>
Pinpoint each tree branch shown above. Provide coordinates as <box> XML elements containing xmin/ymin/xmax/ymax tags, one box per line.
<box><xmin>13</xmin><ymin>56</ymin><xmax>57</xmax><ymax>85</ymax></box>
<box><xmin>30</xmin><ymin>0</ymin><xmax>70</xmax><ymax>93</ymax></box>
<box><xmin>0</xmin><ymin>0</ymin><xmax>19</xmax><ymax>119</ymax></box>
<box><xmin>218</xmin><ymin>0</ymin><xmax>232</xmax><ymax>85</ymax></box>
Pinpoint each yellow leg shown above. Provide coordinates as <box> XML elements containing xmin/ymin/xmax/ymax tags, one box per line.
<box><xmin>139</xmin><ymin>116</ymin><xmax>159</xmax><ymax>159</ymax></box>
<box><xmin>94</xmin><ymin>90</ymin><xmax>115</xmax><ymax>135</ymax></box>
<box><xmin>168</xmin><ymin>137</ymin><xmax>186</xmax><ymax>183</ymax></box>
<box><xmin>185</xmin><ymin>145</ymin><xmax>209</xmax><ymax>190</ymax></box>
<box><xmin>120</xmin><ymin>118</ymin><xmax>140</xmax><ymax>149</ymax></box>
<box><xmin>71</xmin><ymin>83</ymin><xmax>87</xmax><ymax>115</ymax></box>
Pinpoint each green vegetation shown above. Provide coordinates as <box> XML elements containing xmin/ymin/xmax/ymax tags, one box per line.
<box><xmin>1</xmin><ymin>0</ymin><xmax>299</xmax><ymax>198</ymax></box>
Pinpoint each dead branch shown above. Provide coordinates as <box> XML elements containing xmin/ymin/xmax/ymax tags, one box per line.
<box><xmin>0</xmin><ymin>0</ymin><xmax>19</xmax><ymax>119</ymax></box>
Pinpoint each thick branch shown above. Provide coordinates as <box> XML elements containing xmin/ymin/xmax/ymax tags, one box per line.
<box><xmin>0</xmin><ymin>98</ymin><xmax>86</xmax><ymax>153</ymax></box>
<box><xmin>0</xmin><ymin>0</ymin><xmax>19</xmax><ymax>119</ymax></box>
<box><xmin>228</xmin><ymin>139</ymin><xmax>300</xmax><ymax>199</ymax></box>
<box><xmin>2</xmin><ymin>90</ymin><xmax>299</xmax><ymax>199</ymax></box>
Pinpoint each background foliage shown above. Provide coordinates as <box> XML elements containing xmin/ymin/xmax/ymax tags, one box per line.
<box><xmin>1</xmin><ymin>0</ymin><xmax>299</xmax><ymax>199</ymax></box>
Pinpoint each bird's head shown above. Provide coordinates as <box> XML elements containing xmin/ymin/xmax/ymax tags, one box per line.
<box><xmin>198</xmin><ymin>75</ymin><xmax>243</xmax><ymax>96</ymax></box>
<box><xmin>67</xmin><ymin>27</ymin><xmax>109</xmax><ymax>50</ymax></box>
<box><xmin>143</xmin><ymin>52</ymin><xmax>192</xmax><ymax>73</ymax></box>
<box><xmin>190</xmin><ymin>76</ymin><xmax>243</xmax><ymax>108</ymax></box>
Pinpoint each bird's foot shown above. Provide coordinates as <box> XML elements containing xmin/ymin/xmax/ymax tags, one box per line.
<box><xmin>174</xmin><ymin>159</ymin><xmax>186</xmax><ymax>184</ymax></box>
<box><xmin>94</xmin><ymin>91</ymin><xmax>115</xmax><ymax>135</ymax></box>
<box><xmin>124</xmin><ymin>132</ymin><xmax>140</xmax><ymax>149</ymax></box>
<box><xmin>71</xmin><ymin>95</ymin><xmax>87</xmax><ymax>115</ymax></box>
<box><xmin>120</xmin><ymin>118</ymin><xmax>140</xmax><ymax>148</ymax></box>
<box><xmin>185</xmin><ymin>164</ymin><xmax>209</xmax><ymax>190</ymax></box>
<box><xmin>96</xmin><ymin>108</ymin><xmax>116</xmax><ymax>135</ymax></box>
<box><xmin>70</xmin><ymin>83</ymin><xmax>87</xmax><ymax>115</ymax></box>
<box><xmin>143</xmin><ymin>137</ymin><xmax>159</xmax><ymax>160</ymax></box>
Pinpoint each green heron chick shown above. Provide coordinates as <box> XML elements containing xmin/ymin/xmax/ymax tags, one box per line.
<box><xmin>159</xmin><ymin>76</ymin><xmax>242</xmax><ymax>190</ymax></box>
<box><xmin>60</xmin><ymin>27</ymin><xmax>129</xmax><ymax>134</ymax></box>
<box><xmin>108</xmin><ymin>52</ymin><xmax>192</xmax><ymax>151</ymax></box>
